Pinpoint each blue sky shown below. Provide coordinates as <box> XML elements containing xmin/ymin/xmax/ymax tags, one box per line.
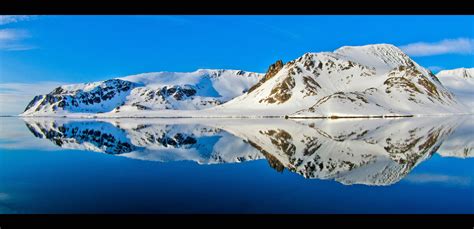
<box><xmin>0</xmin><ymin>15</ymin><xmax>473</xmax><ymax>114</ymax></box>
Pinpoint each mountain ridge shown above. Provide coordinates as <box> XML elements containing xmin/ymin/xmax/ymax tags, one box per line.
<box><xmin>21</xmin><ymin>44</ymin><xmax>470</xmax><ymax>118</ymax></box>
<box><xmin>22</xmin><ymin>69</ymin><xmax>263</xmax><ymax>116</ymax></box>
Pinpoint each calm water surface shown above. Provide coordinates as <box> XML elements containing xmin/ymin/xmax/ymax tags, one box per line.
<box><xmin>0</xmin><ymin>116</ymin><xmax>473</xmax><ymax>213</ymax></box>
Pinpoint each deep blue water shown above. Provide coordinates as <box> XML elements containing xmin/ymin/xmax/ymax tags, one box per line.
<box><xmin>0</xmin><ymin>117</ymin><xmax>473</xmax><ymax>213</ymax></box>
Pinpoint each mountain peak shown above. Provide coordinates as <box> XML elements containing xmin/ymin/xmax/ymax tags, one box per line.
<box><xmin>335</xmin><ymin>43</ymin><xmax>400</xmax><ymax>51</ymax></box>
<box><xmin>334</xmin><ymin>44</ymin><xmax>406</xmax><ymax>58</ymax></box>
<box><xmin>333</xmin><ymin>43</ymin><xmax>414</xmax><ymax>71</ymax></box>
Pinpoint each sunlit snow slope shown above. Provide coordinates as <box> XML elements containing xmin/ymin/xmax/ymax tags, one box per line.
<box><xmin>437</xmin><ymin>68</ymin><xmax>474</xmax><ymax>113</ymax></box>
<box><xmin>216</xmin><ymin>44</ymin><xmax>467</xmax><ymax>117</ymax></box>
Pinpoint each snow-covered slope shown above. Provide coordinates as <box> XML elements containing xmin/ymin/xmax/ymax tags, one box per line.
<box><xmin>216</xmin><ymin>44</ymin><xmax>466</xmax><ymax>117</ymax></box>
<box><xmin>437</xmin><ymin>68</ymin><xmax>474</xmax><ymax>113</ymax></box>
<box><xmin>22</xmin><ymin>116</ymin><xmax>468</xmax><ymax>186</ymax></box>
<box><xmin>21</xmin><ymin>69</ymin><xmax>263</xmax><ymax>116</ymax></box>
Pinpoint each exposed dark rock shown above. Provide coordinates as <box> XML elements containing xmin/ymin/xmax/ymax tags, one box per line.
<box><xmin>24</xmin><ymin>95</ymin><xmax>43</xmax><ymax>112</ymax></box>
<box><xmin>261</xmin><ymin>74</ymin><xmax>295</xmax><ymax>104</ymax></box>
<box><xmin>23</xmin><ymin>79</ymin><xmax>135</xmax><ymax>113</ymax></box>
<box><xmin>248</xmin><ymin>60</ymin><xmax>285</xmax><ymax>93</ymax></box>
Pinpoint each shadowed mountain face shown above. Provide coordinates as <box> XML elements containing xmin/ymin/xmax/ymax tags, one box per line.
<box><xmin>23</xmin><ymin>116</ymin><xmax>472</xmax><ymax>186</ymax></box>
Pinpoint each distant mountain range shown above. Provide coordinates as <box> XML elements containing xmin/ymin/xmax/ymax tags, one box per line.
<box><xmin>21</xmin><ymin>44</ymin><xmax>472</xmax><ymax>117</ymax></box>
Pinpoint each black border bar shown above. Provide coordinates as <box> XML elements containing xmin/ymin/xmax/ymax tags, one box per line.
<box><xmin>1</xmin><ymin>0</ymin><xmax>473</xmax><ymax>15</ymax></box>
<box><xmin>1</xmin><ymin>214</ymin><xmax>474</xmax><ymax>228</ymax></box>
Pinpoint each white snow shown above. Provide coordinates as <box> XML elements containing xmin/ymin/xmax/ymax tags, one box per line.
<box><xmin>120</xmin><ymin>69</ymin><xmax>262</xmax><ymax>101</ymax></box>
<box><xmin>437</xmin><ymin>68</ymin><xmax>474</xmax><ymax>113</ymax></box>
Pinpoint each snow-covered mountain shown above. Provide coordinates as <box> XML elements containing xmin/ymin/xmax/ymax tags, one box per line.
<box><xmin>216</xmin><ymin>44</ymin><xmax>466</xmax><ymax>117</ymax></box>
<box><xmin>436</xmin><ymin>68</ymin><xmax>474</xmax><ymax>113</ymax></box>
<box><xmin>21</xmin><ymin>44</ymin><xmax>468</xmax><ymax>118</ymax></box>
<box><xmin>438</xmin><ymin>67</ymin><xmax>474</xmax><ymax>79</ymax></box>
<box><xmin>21</xmin><ymin>69</ymin><xmax>263</xmax><ymax>116</ymax></box>
<box><xmin>22</xmin><ymin>116</ymin><xmax>468</xmax><ymax>186</ymax></box>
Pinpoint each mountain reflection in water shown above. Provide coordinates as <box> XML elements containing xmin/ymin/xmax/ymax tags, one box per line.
<box><xmin>23</xmin><ymin>116</ymin><xmax>473</xmax><ymax>186</ymax></box>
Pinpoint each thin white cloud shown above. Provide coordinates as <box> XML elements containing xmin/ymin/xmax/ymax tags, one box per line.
<box><xmin>0</xmin><ymin>28</ymin><xmax>35</xmax><ymax>51</ymax></box>
<box><xmin>404</xmin><ymin>173</ymin><xmax>471</xmax><ymax>186</ymax></box>
<box><xmin>0</xmin><ymin>28</ymin><xmax>29</xmax><ymax>40</ymax></box>
<box><xmin>0</xmin><ymin>81</ymin><xmax>66</xmax><ymax>115</ymax></box>
<box><xmin>0</xmin><ymin>15</ymin><xmax>34</xmax><ymax>25</ymax></box>
<box><xmin>0</xmin><ymin>43</ymin><xmax>36</xmax><ymax>51</ymax></box>
<box><xmin>400</xmin><ymin>38</ymin><xmax>474</xmax><ymax>57</ymax></box>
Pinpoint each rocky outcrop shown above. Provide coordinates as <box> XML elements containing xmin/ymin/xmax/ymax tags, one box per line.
<box><xmin>247</xmin><ymin>60</ymin><xmax>284</xmax><ymax>93</ymax></box>
<box><xmin>23</xmin><ymin>79</ymin><xmax>135</xmax><ymax>114</ymax></box>
<box><xmin>264</xmin><ymin>60</ymin><xmax>284</xmax><ymax>81</ymax></box>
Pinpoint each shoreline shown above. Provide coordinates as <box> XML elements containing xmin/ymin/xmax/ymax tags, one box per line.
<box><xmin>11</xmin><ymin>112</ymin><xmax>474</xmax><ymax>120</ymax></box>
